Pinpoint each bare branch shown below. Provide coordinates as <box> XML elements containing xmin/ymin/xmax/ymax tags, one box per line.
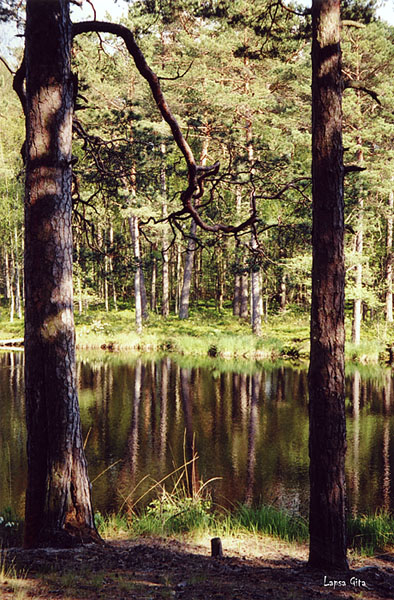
<box><xmin>344</xmin><ymin>165</ymin><xmax>367</xmax><ymax>175</ymax></box>
<box><xmin>158</xmin><ymin>61</ymin><xmax>194</xmax><ymax>81</ymax></box>
<box><xmin>0</xmin><ymin>55</ymin><xmax>15</xmax><ymax>75</ymax></box>
<box><xmin>278</xmin><ymin>0</ymin><xmax>311</xmax><ymax>17</ymax></box>
<box><xmin>342</xmin><ymin>20</ymin><xmax>366</xmax><ymax>29</ymax></box>
<box><xmin>343</xmin><ymin>78</ymin><xmax>381</xmax><ymax>105</ymax></box>
<box><xmin>72</xmin><ymin>20</ymin><xmax>259</xmax><ymax>235</ymax></box>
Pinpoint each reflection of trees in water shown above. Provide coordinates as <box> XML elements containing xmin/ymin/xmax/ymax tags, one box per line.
<box><xmin>117</xmin><ymin>359</ymin><xmax>143</xmax><ymax>512</ymax></box>
<box><xmin>180</xmin><ymin>367</ymin><xmax>199</xmax><ymax>496</ymax></box>
<box><xmin>159</xmin><ymin>358</ymin><xmax>169</xmax><ymax>467</ymax></box>
<box><xmin>3</xmin><ymin>355</ymin><xmax>394</xmax><ymax>517</ymax></box>
<box><xmin>383</xmin><ymin>373</ymin><xmax>391</xmax><ymax>511</ymax></box>
<box><xmin>245</xmin><ymin>373</ymin><xmax>261</xmax><ymax>506</ymax></box>
<box><xmin>0</xmin><ymin>352</ymin><xmax>26</xmax><ymax>513</ymax></box>
<box><xmin>351</xmin><ymin>370</ymin><xmax>360</xmax><ymax>517</ymax></box>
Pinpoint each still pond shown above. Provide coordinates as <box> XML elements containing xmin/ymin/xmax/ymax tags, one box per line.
<box><xmin>1</xmin><ymin>352</ymin><xmax>393</xmax><ymax>518</ymax></box>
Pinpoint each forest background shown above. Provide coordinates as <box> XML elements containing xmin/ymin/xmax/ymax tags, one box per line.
<box><xmin>0</xmin><ymin>0</ymin><xmax>394</xmax><ymax>363</ymax></box>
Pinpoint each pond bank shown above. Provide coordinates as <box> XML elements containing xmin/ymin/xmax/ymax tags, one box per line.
<box><xmin>1</xmin><ymin>307</ymin><xmax>393</xmax><ymax>364</ymax></box>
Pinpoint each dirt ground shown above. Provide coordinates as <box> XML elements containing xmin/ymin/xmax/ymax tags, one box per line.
<box><xmin>2</xmin><ymin>534</ymin><xmax>394</xmax><ymax>600</ymax></box>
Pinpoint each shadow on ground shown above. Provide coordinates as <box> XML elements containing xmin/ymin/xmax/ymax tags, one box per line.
<box><xmin>3</xmin><ymin>537</ymin><xmax>394</xmax><ymax>599</ymax></box>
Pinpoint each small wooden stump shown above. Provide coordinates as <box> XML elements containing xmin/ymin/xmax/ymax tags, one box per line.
<box><xmin>211</xmin><ymin>537</ymin><xmax>223</xmax><ymax>558</ymax></box>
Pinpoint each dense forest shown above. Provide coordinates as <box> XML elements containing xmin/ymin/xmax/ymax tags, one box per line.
<box><xmin>0</xmin><ymin>0</ymin><xmax>393</xmax><ymax>341</ymax></box>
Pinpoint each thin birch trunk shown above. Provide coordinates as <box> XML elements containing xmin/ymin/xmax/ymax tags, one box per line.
<box><xmin>161</xmin><ymin>140</ymin><xmax>170</xmax><ymax>317</ymax></box>
<box><xmin>175</xmin><ymin>243</ymin><xmax>182</xmax><ymax>315</ymax></box>
<box><xmin>109</xmin><ymin>225</ymin><xmax>117</xmax><ymax>311</ymax></box>
<box><xmin>130</xmin><ymin>215</ymin><xmax>143</xmax><ymax>334</ymax></box>
<box><xmin>351</xmin><ymin>136</ymin><xmax>364</xmax><ymax>345</ymax></box>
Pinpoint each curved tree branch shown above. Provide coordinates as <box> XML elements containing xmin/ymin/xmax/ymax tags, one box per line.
<box><xmin>343</xmin><ymin>77</ymin><xmax>381</xmax><ymax>105</ymax></box>
<box><xmin>72</xmin><ymin>20</ymin><xmax>257</xmax><ymax>234</ymax></box>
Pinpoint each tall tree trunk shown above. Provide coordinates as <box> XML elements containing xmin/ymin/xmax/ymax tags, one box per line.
<box><xmin>130</xmin><ymin>215</ymin><xmax>143</xmax><ymax>334</ymax></box>
<box><xmin>109</xmin><ymin>226</ymin><xmax>117</xmax><ymax>310</ymax></box>
<box><xmin>175</xmin><ymin>243</ymin><xmax>182</xmax><ymax>315</ymax></box>
<box><xmin>233</xmin><ymin>188</ymin><xmax>243</xmax><ymax>316</ymax></box>
<box><xmin>351</xmin><ymin>203</ymin><xmax>363</xmax><ymax>344</ymax></box>
<box><xmin>179</xmin><ymin>220</ymin><xmax>197</xmax><ymax>319</ymax></box>
<box><xmin>308</xmin><ymin>0</ymin><xmax>348</xmax><ymax>570</ymax></box>
<box><xmin>23</xmin><ymin>0</ymin><xmax>97</xmax><ymax>548</ymax></box>
<box><xmin>351</xmin><ymin>135</ymin><xmax>364</xmax><ymax>345</ymax></box>
<box><xmin>179</xmin><ymin>135</ymin><xmax>209</xmax><ymax>319</ymax></box>
<box><xmin>4</xmin><ymin>249</ymin><xmax>11</xmax><ymax>300</ymax></box>
<box><xmin>240</xmin><ymin>261</ymin><xmax>249</xmax><ymax>319</ymax></box>
<box><xmin>9</xmin><ymin>234</ymin><xmax>15</xmax><ymax>323</ymax></box>
<box><xmin>386</xmin><ymin>190</ymin><xmax>394</xmax><ymax>322</ymax></box>
<box><xmin>280</xmin><ymin>271</ymin><xmax>287</xmax><ymax>312</ymax></box>
<box><xmin>161</xmin><ymin>141</ymin><xmax>170</xmax><ymax>317</ymax></box>
<box><xmin>246</xmin><ymin>121</ymin><xmax>262</xmax><ymax>336</ymax></box>
<box><xmin>151</xmin><ymin>245</ymin><xmax>157</xmax><ymax>312</ymax></box>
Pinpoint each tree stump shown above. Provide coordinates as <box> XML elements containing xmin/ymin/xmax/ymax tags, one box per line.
<box><xmin>211</xmin><ymin>537</ymin><xmax>223</xmax><ymax>558</ymax></box>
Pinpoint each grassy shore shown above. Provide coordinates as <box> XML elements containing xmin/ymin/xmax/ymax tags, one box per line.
<box><xmin>1</xmin><ymin>303</ymin><xmax>393</xmax><ymax>363</ymax></box>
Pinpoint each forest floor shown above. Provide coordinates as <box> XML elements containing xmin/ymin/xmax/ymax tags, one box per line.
<box><xmin>2</xmin><ymin>533</ymin><xmax>394</xmax><ymax>600</ymax></box>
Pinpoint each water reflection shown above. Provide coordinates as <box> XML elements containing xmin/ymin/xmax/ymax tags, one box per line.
<box><xmin>1</xmin><ymin>353</ymin><xmax>393</xmax><ymax>518</ymax></box>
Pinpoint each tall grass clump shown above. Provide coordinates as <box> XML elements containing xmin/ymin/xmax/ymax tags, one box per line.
<box><xmin>131</xmin><ymin>486</ymin><xmax>213</xmax><ymax>536</ymax></box>
<box><xmin>347</xmin><ymin>511</ymin><xmax>394</xmax><ymax>555</ymax></box>
<box><xmin>232</xmin><ymin>504</ymin><xmax>308</xmax><ymax>543</ymax></box>
<box><xmin>95</xmin><ymin>449</ymin><xmax>217</xmax><ymax>539</ymax></box>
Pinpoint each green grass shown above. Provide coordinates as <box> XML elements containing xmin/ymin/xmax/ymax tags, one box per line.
<box><xmin>230</xmin><ymin>504</ymin><xmax>308</xmax><ymax>543</ymax></box>
<box><xmin>94</xmin><ymin>503</ymin><xmax>394</xmax><ymax>557</ymax></box>
<box><xmin>2</xmin><ymin>303</ymin><xmax>394</xmax><ymax>364</ymax></box>
<box><xmin>347</xmin><ymin>511</ymin><xmax>394</xmax><ymax>556</ymax></box>
<box><xmin>91</xmin><ymin>457</ymin><xmax>394</xmax><ymax>556</ymax></box>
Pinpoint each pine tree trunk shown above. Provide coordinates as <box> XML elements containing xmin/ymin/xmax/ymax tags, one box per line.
<box><xmin>23</xmin><ymin>0</ymin><xmax>98</xmax><ymax>548</ymax></box>
<box><xmin>308</xmin><ymin>0</ymin><xmax>348</xmax><ymax>570</ymax></box>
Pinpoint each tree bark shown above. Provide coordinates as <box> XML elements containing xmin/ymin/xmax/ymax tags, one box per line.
<box><xmin>23</xmin><ymin>0</ymin><xmax>98</xmax><ymax>548</ymax></box>
<box><xmin>308</xmin><ymin>0</ymin><xmax>348</xmax><ymax>570</ymax></box>
<box><xmin>246</xmin><ymin>121</ymin><xmax>262</xmax><ymax>336</ymax></box>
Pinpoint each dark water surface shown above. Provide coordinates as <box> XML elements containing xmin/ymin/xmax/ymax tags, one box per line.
<box><xmin>1</xmin><ymin>352</ymin><xmax>393</xmax><ymax>518</ymax></box>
